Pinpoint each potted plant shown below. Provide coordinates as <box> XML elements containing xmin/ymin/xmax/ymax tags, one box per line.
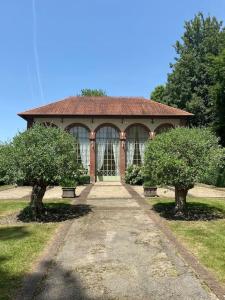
<box><xmin>61</xmin><ymin>178</ymin><xmax>77</xmax><ymax>198</ymax></box>
<box><xmin>143</xmin><ymin>179</ymin><xmax>158</xmax><ymax>197</ymax></box>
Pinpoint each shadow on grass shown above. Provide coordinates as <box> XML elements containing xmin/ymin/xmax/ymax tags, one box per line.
<box><xmin>0</xmin><ymin>226</ymin><xmax>30</xmax><ymax>241</ymax></box>
<box><xmin>17</xmin><ymin>203</ymin><xmax>92</xmax><ymax>223</ymax></box>
<box><xmin>152</xmin><ymin>201</ymin><xmax>225</xmax><ymax>221</ymax></box>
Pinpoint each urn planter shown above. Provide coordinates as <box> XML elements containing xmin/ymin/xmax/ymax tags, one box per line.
<box><xmin>144</xmin><ymin>186</ymin><xmax>158</xmax><ymax>197</ymax></box>
<box><xmin>62</xmin><ymin>187</ymin><xmax>76</xmax><ymax>198</ymax></box>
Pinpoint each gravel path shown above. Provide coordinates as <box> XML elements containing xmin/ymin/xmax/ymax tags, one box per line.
<box><xmin>133</xmin><ymin>184</ymin><xmax>225</xmax><ymax>198</ymax></box>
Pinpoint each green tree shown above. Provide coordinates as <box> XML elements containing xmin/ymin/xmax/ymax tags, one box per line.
<box><xmin>0</xmin><ymin>144</ymin><xmax>12</xmax><ymax>185</ymax></box>
<box><xmin>165</xmin><ymin>13</ymin><xmax>225</xmax><ymax>126</ymax></box>
<box><xmin>150</xmin><ymin>85</ymin><xmax>169</xmax><ymax>104</ymax></box>
<box><xmin>1</xmin><ymin>124</ymin><xmax>78</xmax><ymax>218</ymax></box>
<box><xmin>144</xmin><ymin>127</ymin><xmax>223</xmax><ymax>216</ymax></box>
<box><xmin>79</xmin><ymin>89</ymin><xmax>107</xmax><ymax>96</ymax></box>
<box><xmin>209</xmin><ymin>49</ymin><xmax>225</xmax><ymax>146</ymax></box>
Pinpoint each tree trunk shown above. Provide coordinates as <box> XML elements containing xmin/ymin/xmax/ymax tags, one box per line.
<box><xmin>174</xmin><ymin>186</ymin><xmax>188</xmax><ymax>217</ymax></box>
<box><xmin>30</xmin><ymin>184</ymin><xmax>47</xmax><ymax>218</ymax></box>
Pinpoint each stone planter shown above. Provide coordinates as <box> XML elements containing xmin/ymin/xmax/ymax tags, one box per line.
<box><xmin>144</xmin><ymin>186</ymin><xmax>158</xmax><ymax>197</ymax></box>
<box><xmin>62</xmin><ymin>187</ymin><xmax>76</xmax><ymax>198</ymax></box>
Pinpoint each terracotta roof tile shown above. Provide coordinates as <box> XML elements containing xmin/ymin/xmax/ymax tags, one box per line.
<box><xmin>18</xmin><ymin>96</ymin><xmax>193</xmax><ymax>119</ymax></box>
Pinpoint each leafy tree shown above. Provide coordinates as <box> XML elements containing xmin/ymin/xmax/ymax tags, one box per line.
<box><xmin>160</xmin><ymin>13</ymin><xmax>225</xmax><ymax>126</ymax></box>
<box><xmin>150</xmin><ymin>85</ymin><xmax>169</xmax><ymax>104</ymax></box>
<box><xmin>144</xmin><ymin>127</ymin><xmax>223</xmax><ymax>216</ymax></box>
<box><xmin>0</xmin><ymin>144</ymin><xmax>12</xmax><ymax>185</ymax></box>
<box><xmin>209</xmin><ymin>49</ymin><xmax>225</xmax><ymax>146</ymax></box>
<box><xmin>79</xmin><ymin>89</ymin><xmax>107</xmax><ymax>96</ymax></box>
<box><xmin>1</xmin><ymin>124</ymin><xmax>78</xmax><ymax>218</ymax></box>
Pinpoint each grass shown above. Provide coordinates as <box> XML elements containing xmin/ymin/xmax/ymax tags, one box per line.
<box><xmin>0</xmin><ymin>198</ymin><xmax>71</xmax><ymax>217</ymax></box>
<box><xmin>0</xmin><ymin>185</ymin><xmax>14</xmax><ymax>192</ymax></box>
<box><xmin>0</xmin><ymin>198</ymin><xmax>74</xmax><ymax>300</ymax></box>
<box><xmin>0</xmin><ymin>200</ymin><xmax>27</xmax><ymax>216</ymax></box>
<box><xmin>147</xmin><ymin>197</ymin><xmax>225</xmax><ymax>284</ymax></box>
<box><xmin>0</xmin><ymin>223</ymin><xmax>57</xmax><ymax>300</ymax></box>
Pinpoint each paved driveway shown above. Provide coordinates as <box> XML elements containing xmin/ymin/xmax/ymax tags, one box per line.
<box><xmin>35</xmin><ymin>183</ymin><xmax>217</xmax><ymax>300</ymax></box>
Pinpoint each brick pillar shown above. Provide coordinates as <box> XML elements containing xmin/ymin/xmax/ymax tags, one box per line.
<box><xmin>89</xmin><ymin>131</ymin><xmax>96</xmax><ymax>183</ymax></box>
<box><xmin>120</xmin><ymin>131</ymin><xmax>126</xmax><ymax>182</ymax></box>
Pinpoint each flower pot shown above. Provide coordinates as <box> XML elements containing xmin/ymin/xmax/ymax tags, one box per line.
<box><xmin>144</xmin><ymin>186</ymin><xmax>158</xmax><ymax>197</ymax></box>
<box><xmin>62</xmin><ymin>187</ymin><xmax>76</xmax><ymax>198</ymax></box>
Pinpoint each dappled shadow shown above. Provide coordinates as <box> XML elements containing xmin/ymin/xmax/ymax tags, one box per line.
<box><xmin>152</xmin><ymin>201</ymin><xmax>225</xmax><ymax>221</ymax></box>
<box><xmin>17</xmin><ymin>203</ymin><xmax>92</xmax><ymax>223</ymax></box>
<box><xmin>17</xmin><ymin>260</ymin><xmax>98</xmax><ymax>300</ymax></box>
<box><xmin>0</xmin><ymin>226</ymin><xmax>30</xmax><ymax>241</ymax></box>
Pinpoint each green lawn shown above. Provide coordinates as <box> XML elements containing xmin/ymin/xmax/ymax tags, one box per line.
<box><xmin>0</xmin><ymin>223</ymin><xmax>58</xmax><ymax>300</ymax></box>
<box><xmin>147</xmin><ymin>197</ymin><xmax>225</xmax><ymax>284</ymax></box>
<box><xmin>0</xmin><ymin>198</ymin><xmax>73</xmax><ymax>300</ymax></box>
<box><xmin>0</xmin><ymin>198</ymin><xmax>71</xmax><ymax>217</ymax></box>
<box><xmin>0</xmin><ymin>200</ymin><xmax>27</xmax><ymax>216</ymax></box>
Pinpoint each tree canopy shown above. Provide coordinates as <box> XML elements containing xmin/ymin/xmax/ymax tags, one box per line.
<box><xmin>79</xmin><ymin>89</ymin><xmax>107</xmax><ymax>96</ymax></box>
<box><xmin>0</xmin><ymin>123</ymin><xmax>78</xmax><ymax>218</ymax></box>
<box><xmin>144</xmin><ymin>127</ymin><xmax>224</xmax><ymax>216</ymax></box>
<box><xmin>151</xmin><ymin>13</ymin><xmax>225</xmax><ymax>133</ymax></box>
<box><xmin>150</xmin><ymin>85</ymin><xmax>169</xmax><ymax>105</ymax></box>
<box><xmin>209</xmin><ymin>49</ymin><xmax>225</xmax><ymax>146</ymax></box>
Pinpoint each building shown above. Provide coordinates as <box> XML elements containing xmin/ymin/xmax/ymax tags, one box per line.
<box><xmin>18</xmin><ymin>96</ymin><xmax>192</xmax><ymax>182</ymax></box>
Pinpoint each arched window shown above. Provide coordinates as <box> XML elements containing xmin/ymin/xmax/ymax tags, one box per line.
<box><xmin>155</xmin><ymin>123</ymin><xmax>174</xmax><ymax>135</ymax></box>
<box><xmin>126</xmin><ymin>125</ymin><xmax>149</xmax><ymax>167</ymax></box>
<box><xmin>96</xmin><ymin>125</ymin><xmax>120</xmax><ymax>178</ymax></box>
<box><xmin>68</xmin><ymin>125</ymin><xmax>90</xmax><ymax>174</ymax></box>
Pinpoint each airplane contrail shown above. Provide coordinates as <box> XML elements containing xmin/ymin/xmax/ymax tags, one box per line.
<box><xmin>27</xmin><ymin>64</ymin><xmax>35</xmax><ymax>103</ymax></box>
<box><xmin>32</xmin><ymin>0</ymin><xmax>44</xmax><ymax>103</ymax></box>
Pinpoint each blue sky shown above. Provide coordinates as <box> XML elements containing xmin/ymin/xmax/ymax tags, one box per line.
<box><xmin>1</xmin><ymin>0</ymin><xmax>225</xmax><ymax>141</ymax></box>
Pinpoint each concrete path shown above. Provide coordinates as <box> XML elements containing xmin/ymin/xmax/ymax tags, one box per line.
<box><xmin>35</xmin><ymin>183</ymin><xmax>217</xmax><ymax>300</ymax></box>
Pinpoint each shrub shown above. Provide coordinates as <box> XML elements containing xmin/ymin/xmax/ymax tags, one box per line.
<box><xmin>60</xmin><ymin>178</ymin><xmax>77</xmax><ymax>187</ymax></box>
<box><xmin>73</xmin><ymin>167</ymin><xmax>90</xmax><ymax>185</ymax></box>
<box><xmin>144</xmin><ymin>127</ymin><xmax>224</xmax><ymax>216</ymax></box>
<box><xmin>78</xmin><ymin>175</ymin><xmax>90</xmax><ymax>185</ymax></box>
<box><xmin>0</xmin><ymin>123</ymin><xmax>78</xmax><ymax>219</ymax></box>
<box><xmin>0</xmin><ymin>144</ymin><xmax>12</xmax><ymax>185</ymax></box>
<box><xmin>125</xmin><ymin>165</ymin><xmax>144</xmax><ymax>185</ymax></box>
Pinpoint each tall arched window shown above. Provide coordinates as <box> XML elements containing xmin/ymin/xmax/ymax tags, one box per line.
<box><xmin>126</xmin><ymin>125</ymin><xmax>149</xmax><ymax>167</ymax></box>
<box><xmin>96</xmin><ymin>125</ymin><xmax>120</xmax><ymax>179</ymax></box>
<box><xmin>68</xmin><ymin>125</ymin><xmax>90</xmax><ymax>173</ymax></box>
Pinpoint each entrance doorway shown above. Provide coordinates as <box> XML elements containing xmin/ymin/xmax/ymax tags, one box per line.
<box><xmin>96</xmin><ymin>126</ymin><xmax>120</xmax><ymax>181</ymax></box>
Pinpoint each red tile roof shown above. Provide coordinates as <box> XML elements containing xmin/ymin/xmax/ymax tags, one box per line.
<box><xmin>18</xmin><ymin>96</ymin><xmax>193</xmax><ymax>119</ymax></box>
